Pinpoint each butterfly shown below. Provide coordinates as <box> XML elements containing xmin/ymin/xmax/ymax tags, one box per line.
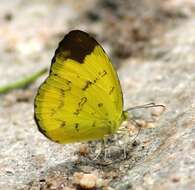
<box><xmin>34</xmin><ymin>30</ymin><xmax>130</xmax><ymax>143</ymax></box>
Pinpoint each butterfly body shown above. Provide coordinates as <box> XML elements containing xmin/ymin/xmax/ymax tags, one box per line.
<box><xmin>34</xmin><ymin>30</ymin><xmax>126</xmax><ymax>143</ymax></box>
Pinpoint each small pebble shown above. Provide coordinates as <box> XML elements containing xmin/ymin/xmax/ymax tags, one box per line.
<box><xmin>151</xmin><ymin>105</ymin><xmax>166</xmax><ymax>117</ymax></box>
<box><xmin>145</xmin><ymin>122</ymin><xmax>156</xmax><ymax>128</ymax></box>
<box><xmin>80</xmin><ymin>174</ymin><xmax>97</xmax><ymax>189</ymax></box>
<box><xmin>171</xmin><ymin>175</ymin><xmax>180</xmax><ymax>183</ymax></box>
<box><xmin>73</xmin><ymin>172</ymin><xmax>99</xmax><ymax>189</ymax></box>
<box><xmin>135</xmin><ymin>119</ymin><xmax>147</xmax><ymax>128</ymax></box>
<box><xmin>78</xmin><ymin>144</ymin><xmax>89</xmax><ymax>156</ymax></box>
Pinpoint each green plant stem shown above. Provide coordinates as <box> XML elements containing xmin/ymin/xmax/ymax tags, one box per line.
<box><xmin>0</xmin><ymin>68</ymin><xmax>48</xmax><ymax>94</ymax></box>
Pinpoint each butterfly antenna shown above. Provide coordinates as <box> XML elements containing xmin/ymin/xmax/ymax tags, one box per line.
<box><xmin>125</xmin><ymin>102</ymin><xmax>166</xmax><ymax>112</ymax></box>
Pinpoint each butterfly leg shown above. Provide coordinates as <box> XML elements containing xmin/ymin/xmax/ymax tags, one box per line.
<box><xmin>93</xmin><ymin>137</ymin><xmax>110</xmax><ymax>160</ymax></box>
<box><xmin>93</xmin><ymin>139</ymin><xmax>104</xmax><ymax>160</ymax></box>
<box><xmin>117</xmin><ymin>121</ymin><xmax>141</xmax><ymax>159</ymax></box>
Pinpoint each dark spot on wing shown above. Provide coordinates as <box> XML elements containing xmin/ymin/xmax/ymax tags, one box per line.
<box><xmin>109</xmin><ymin>86</ymin><xmax>115</xmax><ymax>95</ymax></box>
<box><xmin>98</xmin><ymin>103</ymin><xmax>103</xmax><ymax>107</ymax></box>
<box><xmin>60</xmin><ymin>121</ymin><xmax>66</xmax><ymax>128</ymax></box>
<box><xmin>54</xmin><ymin>74</ymin><xmax>71</xmax><ymax>85</ymax></box>
<box><xmin>38</xmin><ymin>125</ymin><xmax>47</xmax><ymax>134</ymax></box>
<box><xmin>82</xmin><ymin>80</ymin><xmax>93</xmax><ymax>91</ymax></box>
<box><xmin>98</xmin><ymin>70</ymin><xmax>107</xmax><ymax>77</ymax></box>
<box><xmin>62</xmin><ymin>79</ymin><xmax>72</xmax><ymax>92</ymax></box>
<box><xmin>75</xmin><ymin>123</ymin><xmax>79</xmax><ymax>132</ymax></box>
<box><xmin>57</xmin><ymin>90</ymin><xmax>65</xmax><ymax>109</ymax></box>
<box><xmin>74</xmin><ymin>97</ymin><xmax>87</xmax><ymax>115</ymax></box>
<box><xmin>79</xmin><ymin>97</ymin><xmax>87</xmax><ymax>107</ymax></box>
<box><xmin>60</xmin><ymin>80</ymin><xmax>72</xmax><ymax>93</ymax></box>
<box><xmin>50</xmin><ymin>108</ymin><xmax>57</xmax><ymax>116</ymax></box>
<box><xmin>66</xmin><ymin>80</ymin><xmax>71</xmax><ymax>85</ymax></box>
<box><xmin>51</xmin><ymin>30</ymin><xmax>99</xmax><ymax>65</ymax></box>
<box><xmin>60</xmin><ymin>89</ymin><xmax>65</xmax><ymax>96</ymax></box>
<box><xmin>57</xmin><ymin>102</ymin><xmax>64</xmax><ymax>110</ymax></box>
<box><xmin>91</xmin><ymin>112</ymin><xmax>96</xmax><ymax>115</ymax></box>
<box><xmin>74</xmin><ymin>109</ymin><xmax>80</xmax><ymax>116</ymax></box>
<box><xmin>34</xmin><ymin>113</ymin><xmax>53</xmax><ymax>141</ymax></box>
<box><xmin>92</xmin><ymin>70</ymin><xmax>107</xmax><ymax>84</ymax></box>
<box><xmin>52</xmin><ymin>74</ymin><xmax>72</xmax><ymax>93</ymax></box>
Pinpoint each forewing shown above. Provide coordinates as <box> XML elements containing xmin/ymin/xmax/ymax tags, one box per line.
<box><xmin>34</xmin><ymin>30</ymin><xmax>123</xmax><ymax>143</ymax></box>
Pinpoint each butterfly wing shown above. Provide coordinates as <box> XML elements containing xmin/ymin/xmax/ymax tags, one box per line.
<box><xmin>34</xmin><ymin>30</ymin><xmax>124</xmax><ymax>143</ymax></box>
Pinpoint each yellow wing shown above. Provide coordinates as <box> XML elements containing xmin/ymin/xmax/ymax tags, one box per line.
<box><xmin>34</xmin><ymin>30</ymin><xmax>125</xmax><ymax>143</ymax></box>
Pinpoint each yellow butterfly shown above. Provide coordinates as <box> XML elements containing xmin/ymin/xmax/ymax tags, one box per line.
<box><xmin>34</xmin><ymin>30</ymin><xmax>128</xmax><ymax>143</ymax></box>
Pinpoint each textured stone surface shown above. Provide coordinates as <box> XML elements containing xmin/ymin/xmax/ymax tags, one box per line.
<box><xmin>115</xmin><ymin>19</ymin><xmax>195</xmax><ymax>190</ymax></box>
